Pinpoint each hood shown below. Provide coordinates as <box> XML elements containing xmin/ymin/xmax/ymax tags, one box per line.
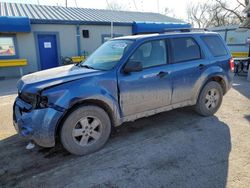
<box><xmin>17</xmin><ymin>65</ymin><xmax>102</xmax><ymax>93</ymax></box>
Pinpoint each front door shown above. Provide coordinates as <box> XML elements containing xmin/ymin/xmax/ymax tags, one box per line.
<box><xmin>118</xmin><ymin>39</ymin><xmax>172</xmax><ymax>116</ymax></box>
<box><xmin>37</xmin><ymin>34</ymin><xmax>59</xmax><ymax>70</ymax></box>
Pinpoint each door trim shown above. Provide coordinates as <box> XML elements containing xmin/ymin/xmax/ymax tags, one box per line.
<box><xmin>34</xmin><ymin>31</ymin><xmax>61</xmax><ymax>70</ymax></box>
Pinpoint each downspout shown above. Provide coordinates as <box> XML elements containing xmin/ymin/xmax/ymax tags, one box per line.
<box><xmin>224</xmin><ymin>28</ymin><xmax>228</xmax><ymax>42</ymax></box>
<box><xmin>76</xmin><ymin>25</ymin><xmax>81</xmax><ymax>56</ymax></box>
<box><xmin>111</xmin><ymin>21</ymin><xmax>114</xmax><ymax>38</ymax></box>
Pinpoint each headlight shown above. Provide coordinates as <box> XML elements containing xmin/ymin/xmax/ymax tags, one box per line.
<box><xmin>19</xmin><ymin>92</ymin><xmax>37</xmax><ymax>107</ymax></box>
<box><xmin>19</xmin><ymin>92</ymin><xmax>48</xmax><ymax>109</ymax></box>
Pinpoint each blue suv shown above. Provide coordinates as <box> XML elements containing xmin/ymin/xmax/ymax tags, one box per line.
<box><xmin>14</xmin><ymin>30</ymin><xmax>234</xmax><ymax>155</ymax></box>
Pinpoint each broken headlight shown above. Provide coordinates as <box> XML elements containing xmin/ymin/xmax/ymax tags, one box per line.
<box><xmin>38</xmin><ymin>96</ymin><xmax>48</xmax><ymax>108</ymax></box>
<box><xmin>19</xmin><ymin>92</ymin><xmax>48</xmax><ymax>109</ymax></box>
<box><xmin>19</xmin><ymin>92</ymin><xmax>37</xmax><ymax>107</ymax></box>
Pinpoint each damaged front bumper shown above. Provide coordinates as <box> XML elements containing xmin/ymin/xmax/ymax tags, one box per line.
<box><xmin>13</xmin><ymin>97</ymin><xmax>64</xmax><ymax>147</ymax></box>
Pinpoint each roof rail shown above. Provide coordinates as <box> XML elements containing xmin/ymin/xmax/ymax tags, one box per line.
<box><xmin>160</xmin><ymin>28</ymin><xmax>208</xmax><ymax>33</ymax></box>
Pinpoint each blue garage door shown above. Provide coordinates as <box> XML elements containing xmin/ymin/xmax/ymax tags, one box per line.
<box><xmin>37</xmin><ymin>34</ymin><xmax>59</xmax><ymax>70</ymax></box>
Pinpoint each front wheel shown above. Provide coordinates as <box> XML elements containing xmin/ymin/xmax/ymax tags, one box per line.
<box><xmin>60</xmin><ymin>105</ymin><xmax>111</xmax><ymax>155</ymax></box>
<box><xmin>195</xmin><ymin>81</ymin><xmax>223</xmax><ymax>116</ymax></box>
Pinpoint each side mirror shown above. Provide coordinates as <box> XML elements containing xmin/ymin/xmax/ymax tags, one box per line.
<box><xmin>123</xmin><ymin>60</ymin><xmax>143</xmax><ymax>73</ymax></box>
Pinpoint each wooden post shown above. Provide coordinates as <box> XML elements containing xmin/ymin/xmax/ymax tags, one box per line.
<box><xmin>248</xmin><ymin>44</ymin><xmax>250</xmax><ymax>81</ymax></box>
<box><xmin>248</xmin><ymin>66</ymin><xmax>250</xmax><ymax>81</ymax></box>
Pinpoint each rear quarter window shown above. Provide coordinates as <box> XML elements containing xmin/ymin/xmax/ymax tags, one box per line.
<box><xmin>202</xmin><ymin>35</ymin><xmax>228</xmax><ymax>57</ymax></box>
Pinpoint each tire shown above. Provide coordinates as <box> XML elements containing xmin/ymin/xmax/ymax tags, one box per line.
<box><xmin>195</xmin><ymin>81</ymin><xmax>223</xmax><ymax>116</ymax></box>
<box><xmin>60</xmin><ymin>105</ymin><xmax>111</xmax><ymax>155</ymax></box>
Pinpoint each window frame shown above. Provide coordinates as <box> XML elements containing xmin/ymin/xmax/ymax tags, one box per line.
<box><xmin>0</xmin><ymin>34</ymin><xmax>19</xmax><ymax>59</ymax></box>
<box><xmin>126</xmin><ymin>38</ymin><xmax>169</xmax><ymax>70</ymax></box>
<box><xmin>201</xmin><ymin>35</ymin><xmax>228</xmax><ymax>57</ymax></box>
<box><xmin>82</xmin><ymin>39</ymin><xmax>133</xmax><ymax>71</ymax></box>
<box><xmin>169</xmin><ymin>37</ymin><xmax>202</xmax><ymax>64</ymax></box>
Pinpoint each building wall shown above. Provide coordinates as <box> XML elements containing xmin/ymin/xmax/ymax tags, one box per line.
<box><xmin>225</xmin><ymin>29</ymin><xmax>250</xmax><ymax>53</ymax></box>
<box><xmin>0</xmin><ymin>24</ymin><xmax>132</xmax><ymax>78</ymax></box>
<box><xmin>80</xmin><ymin>25</ymin><xmax>132</xmax><ymax>55</ymax></box>
<box><xmin>32</xmin><ymin>24</ymin><xmax>78</xmax><ymax>58</ymax></box>
<box><xmin>212</xmin><ymin>26</ymin><xmax>250</xmax><ymax>55</ymax></box>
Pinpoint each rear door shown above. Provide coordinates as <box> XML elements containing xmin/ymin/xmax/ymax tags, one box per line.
<box><xmin>169</xmin><ymin>36</ymin><xmax>209</xmax><ymax>104</ymax></box>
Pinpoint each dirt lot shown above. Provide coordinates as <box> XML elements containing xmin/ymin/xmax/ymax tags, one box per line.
<box><xmin>0</xmin><ymin>77</ymin><xmax>249</xmax><ymax>188</ymax></box>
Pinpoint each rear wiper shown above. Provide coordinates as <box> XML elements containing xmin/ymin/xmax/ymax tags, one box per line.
<box><xmin>79</xmin><ymin>64</ymin><xmax>95</xmax><ymax>69</ymax></box>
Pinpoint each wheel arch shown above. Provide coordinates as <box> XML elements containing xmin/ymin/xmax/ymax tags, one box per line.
<box><xmin>55</xmin><ymin>99</ymin><xmax>118</xmax><ymax>141</ymax></box>
<box><xmin>205</xmin><ymin>76</ymin><xmax>227</xmax><ymax>94</ymax></box>
<box><xmin>195</xmin><ymin>74</ymin><xmax>227</xmax><ymax>103</ymax></box>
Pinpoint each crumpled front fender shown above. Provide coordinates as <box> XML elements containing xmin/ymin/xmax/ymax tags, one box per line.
<box><xmin>14</xmin><ymin>98</ymin><xmax>64</xmax><ymax>147</ymax></box>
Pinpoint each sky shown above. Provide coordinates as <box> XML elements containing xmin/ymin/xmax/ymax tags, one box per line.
<box><xmin>1</xmin><ymin>0</ymin><xmax>239</xmax><ymax>22</ymax></box>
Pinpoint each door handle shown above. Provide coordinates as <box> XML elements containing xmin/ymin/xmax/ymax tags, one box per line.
<box><xmin>157</xmin><ymin>71</ymin><xmax>169</xmax><ymax>78</ymax></box>
<box><xmin>198</xmin><ymin>64</ymin><xmax>205</xmax><ymax>70</ymax></box>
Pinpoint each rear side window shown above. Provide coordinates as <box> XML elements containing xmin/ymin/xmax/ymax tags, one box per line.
<box><xmin>202</xmin><ymin>36</ymin><xmax>228</xmax><ymax>57</ymax></box>
<box><xmin>171</xmin><ymin>37</ymin><xmax>201</xmax><ymax>63</ymax></box>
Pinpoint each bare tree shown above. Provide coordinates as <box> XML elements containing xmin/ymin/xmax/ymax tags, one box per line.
<box><xmin>187</xmin><ymin>2</ymin><xmax>211</xmax><ymax>28</ymax></box>
<box><xmin>164</xmin><ymin>7</ymin><xmax>176</xmax><ymax>18</ymax></box>
<box><xmin>186</xmin><ymin>0</ymin><xmax>249</xmax><ymax>28</ymax></box>
<box><xmin>106</xmin><ymin>0</ymin><xmax>128</xmax><ymax>11</ymax></box>
<box><xmin>214</xmin><ymin>0</ymin><xmax>247</xmax><ymax>22</ymax></box>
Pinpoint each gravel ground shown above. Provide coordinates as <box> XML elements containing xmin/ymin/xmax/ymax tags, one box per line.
<box><xmin>0</xmin><ymin>76</ymin><xmax>249</xmax><ymax>188</ymax></box>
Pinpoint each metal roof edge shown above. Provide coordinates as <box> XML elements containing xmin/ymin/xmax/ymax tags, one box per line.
<box><xmin>30</xmin><ymin>19</ymin><xmax>132</xmax><ymax>26</ymax></box>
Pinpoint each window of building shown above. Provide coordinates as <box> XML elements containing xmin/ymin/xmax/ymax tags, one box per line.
<box><xmin>0</xmin><ymin>36</ymin><xmax>17</xmax><ymax>58</ymax></box>
<box><xmin>171</xmin><ymin>37</ymin><xmax>201</xmax><ymax>63</ymax></box>
<box><xmin>129</xmin><ymin>40</ymin><xmax>167</xmax><ymax>68</ymax></box>
<box><xmin>202</xmin><ymin>36</ymin><xmax>228</xmax><ymax>57</ymax></box>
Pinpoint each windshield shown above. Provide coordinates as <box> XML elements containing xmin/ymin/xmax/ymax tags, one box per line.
<box><xmin>80</xmin><ymin>40</ymin><xmax>133</xmax><ymax>70</ymax></box>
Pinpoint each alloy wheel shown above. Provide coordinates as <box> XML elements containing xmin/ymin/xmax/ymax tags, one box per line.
<box><xmin>72</xmin><ymin>116</ymin><xmax>102</xmax><ymax>146</ymax></box>
<box><xmin>205</xmin><ymin>88</ymin><xmax>220</xmax><ymax>110</ymax></box>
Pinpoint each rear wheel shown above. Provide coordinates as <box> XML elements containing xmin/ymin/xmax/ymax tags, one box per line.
<box><xmin>60</xmin><ymin>105</ymin><xmax>111</xmax><ymax>155</ymax></box>
<box><xmin>195</xmin><ymin>81</ymin><xmax>223</xmax><ymax>116</ymax></box>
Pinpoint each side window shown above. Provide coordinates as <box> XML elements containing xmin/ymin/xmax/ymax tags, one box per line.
<box><xmin>0</xmin><ymin>36</ymin><xmax>18</xmax><ymax>59</ymax></box>
<box><xmin>202</xmin><ymin>36</ymin><xmax>228</xmax><ymax>57</ymax></box>
<box><xmin>171</xmin><ymin>37</ymin><xmax>201</xmax><ymax>63</ymax></box>
<box><xmin>129</xmin><ymin>40</ymin><xmax>167</xmax><ymax>68</ymax></box>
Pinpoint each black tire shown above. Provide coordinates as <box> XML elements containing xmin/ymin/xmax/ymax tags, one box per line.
<box><xmin>60</xmin><ymin>105</ymin><xmax>111</xmax><ymax>155</ymax></box>
<box><xmin>195</xmin><ymin>81</ymin><xmax>223</xmax><ymax>116</ymax></box>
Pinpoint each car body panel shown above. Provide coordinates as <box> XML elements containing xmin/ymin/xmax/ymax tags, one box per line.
<box><xmin>118</xmin><ymin>64</ymin><xmax>172</xmax><ymax>116</ymax></box>
<box><xmin>17</xmin><ymin>64</ymin><xmax>101</xmax><ymax>93</ymax></box>
<box><xmin>14</xmin><ymin>97</ymin><xmax>63</xmax><ymax>147</ymax></box>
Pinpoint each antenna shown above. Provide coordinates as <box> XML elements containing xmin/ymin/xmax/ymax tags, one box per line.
<box><xmin>65</xmin><ymin>0</ymin><xmax>68</xmax><ymax>7</ymax></box>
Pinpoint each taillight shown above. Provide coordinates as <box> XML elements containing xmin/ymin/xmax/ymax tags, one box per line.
<box><xmin>229</xmin><ymin>58</ymin><xmax>234</xmax><ymax>72</ymax></box>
